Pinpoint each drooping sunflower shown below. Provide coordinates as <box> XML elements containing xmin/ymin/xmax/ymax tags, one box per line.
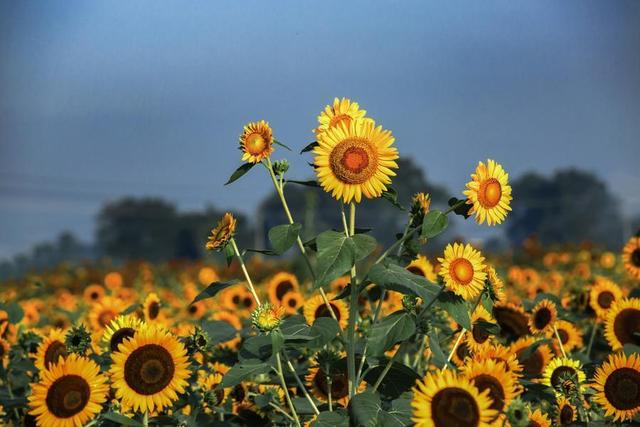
<box><xmin>35</xmin><ymin>329</ymin><xmax>68</xmax><ymax>371</ymax></box>
<box><xmin>553</xmin><ymin>320</ymin><xmax>583</xmax><ymax>353</ymax></box>
<box><xmin>589</xmin><ymin>277</ymin><xmax>623</xmax><ymax>320</ymax></box>
<box><xmin>510</xmin><ymin>337</ymin><xmax>553</xmax><ymax>378</ymax></box>
<box><xmin>29</xmin><ymin>354</ymin><xmax>109</xmax><ymax>427</ymax></box>
<box><xmin>528</xmin><ymin>408</ymin><xmax>552</xmax><ymax>427</ymax></box>
<box><xmin>529</xmin><ymin>299</ymin><xmax>557</xmax><ymax>336</ymax></box>
<box><xmin>303</xmin><ymin>293</ymin><xmax>348</xmax><ymax>329</ymax></box>
<box><xmin>239</xmin><ymin>120</ymin><xmax>274</xmax><ymax>164</ymax></box>
<box><xmin>555</xmin><ymin>396</ymin><xmax>577</xmax><ymax>425</ymax></box>
<box><xmin>438</xmin><ymin>243</ymin><xmax>487</xmax><ymax>301</ymax></box>
<box><xmin>266</xmin><ymin>272</ymin><xmax>300</xmax><ymax>305</ymax></box>
<box><xmin>412</xmin><ymin>369</ymin><xmax>496</xmax><ymax>427</ymax></box>
<box><xmin>314</xmin><ymin>118</ymin><xmax>399</xmax><ymax>204</ymax></box>
<box><xmin>314</xmin><ymin>97</ymin><xmax>368</xmax><ymax>136</ymax></box>
<box><xmin>492</xmin><ymin>303</ymin><xmax>530</xmax><ymax>342</ymax></box>
<box><xmin>622</xmin><ymin>236</ymin><xmax>640</xmax><ymax>279</ymax></box>
<box><xmin>142</xmin><ymin>293</ymin><xmax>162</xmax><ymax>323</ymax></box>
<box><xmin>206</xmin><ymin>213</ymin><xmax>237</xmax><ymax>251</ymax></box>
<box><xmin>463</xmin><ymin>159</ymin><xmax>512</xmax><ymax>226</ymax></box>
<box><xmin>461</xmin><ymin>358</ymin><xmax>520</xmax><ymax>423</ymax></box>
<box><xmin>541</xmin><ymin>357</ymin><xmax>586</xmax><ymax>396</ymax></box>
<box><xmin>110</xmin><ymin>325</ymin><xmax>190</xmax><ymax>413</ymax></box>
<box><xmin>102</xmin><ymin>315</ymin><xmax>143</xmax><ymax>353</ymax></box>
<box><xmin>88</xmin><ymin>296</ymin><xmax>124</xmax><ymax>332</ymax></box>
<box><xmin>467</xmin><ymin>306</ymin><xmax>495</xmax><ymax>352</ymax></box>
<box><xmin>592</xmin><ymin>352</ymin><xmax>640</xmax><ymax>421</ymax></box>
<box><xmin>484</xmin><ymin>265</ymin><xmax>506</xmax><ymax>303</ymax></box>
<box><xmin>406</xmin><ymin>255</ymin><xmax>437</xmax><ymax>283</ymax></box>
<box><xmin>604</xmin><ymin>297</ymin><xmax>640</xmax><ymax>350</ymax></box>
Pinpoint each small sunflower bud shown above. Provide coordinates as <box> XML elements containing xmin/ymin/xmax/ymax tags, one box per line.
<box><xmin>65</xmin><ymin>324</ymin><xmax>92</xmax><ymax>355</ymax></box>
<box><xmin>185</xmin><ymin>326</ymin><xmax>210</xmax><ymax>355</ymax></box>
<box><xmin>272</xmin><ymin>159</ymin><xmax>290</xmax><ymax>177</ymax></box>
<box><xmin>505</xmin><ymin>398</ymin><xmax>529</xmax><ymax>427</ymax></box>
<box><xmin>251</xmin><ymin>303</ymin><xmax>285</xmax><ymax>333</ymax></box>
<box><xmin>402</xmin><ymin>295</ymin><xmax>418</xmax><ymax>312</ymax></box>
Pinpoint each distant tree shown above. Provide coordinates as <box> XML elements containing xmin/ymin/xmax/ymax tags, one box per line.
<box><xmin>506</xmin><ymin>169</ymin><xmax>624</xmax><ymax>249</ymax></box>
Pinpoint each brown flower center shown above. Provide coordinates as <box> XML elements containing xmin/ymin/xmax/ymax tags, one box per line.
<box><xmin>110</xmin><ymin>328</ymin><xmax>136</xmax><ymax>352</ymax></box>
<box><xmin>472</xmin><ymin>323</ymin><xmax>490</xmax><ymax>345</ymax></box>
<box><xmin>478</xmin><ymin>178</ymin><xmax>502</xmax><ymax>208</ymax></box>
<box><xmin>604</xmin><ymin>367</ymin><xmax>640</xmax><ymax>411</ymax></box>
<box><xmin>46</xmin><ymin>375</ymin><xmax>90</xmax><ymax>418</ymax></box>
<box><xmin>533</xmin><ymin>307</ymin><xmax>552</xmax><ymax>330</ymax></box>
<box><xmin>275</xmin><ymin>281</ymin><xmax>294</xmax><ymax>301</ymax></box>
<box><xmin>148</xmin><ymin>301</ymin><xmax>160</xmax><ymax>320</ymax></box>
<box><xmin>313</xmin><ymin>368</ymin><xmax>349</xmax><ymax>400</ymax></box>
<box><xmin>431</xmin><ymin>387</ymin><xmax>480</xmax><ymax>427</ymax></box>
<box><xmin>314</xmin><ymin>303</ymin><xmax>341</xmax><ymax>322</ymax></box>
<box><xmin>44</xmin><ymin>341</ymin><xmax>68</xmax><ymax>368</ymax></box>
<box><xmin>559</xmin><ymin>404</ymin><xmax>575</xmax><ymax>424</ymax></box>
<box><xmin>493</xmin><ymin>306</ymin><xmax>529</xmax><ymax>342</ymax></box>
<box><xmin>450</xmin><ymin>258</ymin><xmax>474</xmax><ymax>285</ymax></box>
<box><xmin>632</xmin><ymin>249</ymin><xmax>640</xmax><ymax>267</ymax></box>
<box><xmin>597</xmin><ymin>291</ymin><xmax>615</xmax><ymax>309</ymax></box>
<box><xmin>124</xmin><ymin>344</ymin><xmax>175</xmax><ymax>395</ymax></box>
<box><xmin>329</xmin><ymin>139</ymin><xmax>377</xmax><ymax>184</ymax></box>
<box><xmin>407</xmin><ymin>266</ymin><xmax>425</xmax><ymax>277</ymax></box>
<box><xmin>550</xmin><ymin>366</ymin><xmax>577</xmax><ymax>390</ymax></box>
<box><xmin>98</xmin><ymin>310</ymin><xmax>117</xmax><ymax>328</ymax></box>
<box><xmin>517</xmin><ymin>347</ymin><xmax>545</xmax><ymax>376</ymax></box>
<box><xmin>472</xmin><ymin>374</ymin><xmax>505</xmax><ymax>416</ymax></box>
<box><xmin>613</xmin><ymin>308</ymin><xmax>640</xmax><ymax>347</ymax></box>
<box><xmin>245</xmin><ymin>133</ymin><xmax>267</xmax><ymax>155</ymax></box>
<box><xmin>557</xmin><ymin>328</ymin><xmax>569</xmax><ymax>344</ymax></box>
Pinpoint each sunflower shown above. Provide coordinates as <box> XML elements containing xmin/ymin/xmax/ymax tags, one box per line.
<box><xmin>555</xmin><ymin>396</ymin><xmax>577</xmax><ymax>425</ymax></box>
<box><xmin>110</xmin><ymin>325</ymin><xmax>190</xmax><ymax>413</ymax></box>
<box><xmin>104</xmin><ymin>271</ymin><xmax>124</xmax><ymax>290</ymax></box>
<box><xmin>592</xmin><ymin>352</ymin><xmax>640</xmax><ymax>421</ymax></box>
<box><xmin>406</xmin><ymin>255</ymin><xmax>437</xmax><ymax>283</ymax></box>
<box><xmin>541</xmin><ymin>357</ymin><xmax>586</xmax><ymax>396</ymax></box>
<box><xmin>306</xmin><ymin>362</ymin><xmax>359</xmax><ymax>407</ymax></box>
<box><xmin>589</xmin><ymin>277</ymin><xmax>623</xmax><ymax>320</ymax></box>
<box><xmin>303</xmin><ymin>293</ymin><xmax>348</xmax><ymax>329</ymax></box>
<box><xmin>492</xmin><ymin>303</ymin><xmax>530</xmax><ymax>342</ymax></box>
<box><xmin>35</xmin><ymin>329</ymin><xmax>68</xmax><ymax>371</ymax></box>
<box><xmin>143</xmin><ymin>292</ymin><xmax>162</xmax><ymax>323</ymax></box>
<box><xmin>28</xmin><ymin>354</ymin><xmax>109</xmax><ymax>427</ymax></box>
<box><xmin>198</xmin><ymin>266</ymin><xmax>219</xmax><ymax>286</ymax></box>
<box><xmin>411</xmin><ymin>192</ymin><xmax>432</xmax><ymax>217</ymax></box>
<box><xmin>467</xmin><ymin>306</ymin><xmax>495</xmax><ymax>352</ymax></box>
<box><xmin>266</xmin><ymin>272</ymin><xmax>300</xmax><ymax>305</ymax></box>
<box><xmin>622</xmin><ymin>236</ymin><xmax>640</xmax><ymax>279</ymax></box>
<box><xmin>450</xmin><ymin>334</ymin><xmax>473</xmax><ymax>368</ymax></box>
<box><xmin>463</xmin><ymin>159</ymin><xmax>512</xmax><ymax>226</ymax></box>
<box><xmin>529</xmin><ymin>299</ymin><xmax>557</xmax><ymax>336</ymax></box>
<box><xmin>251</xmin><ymin>303</ymin><xmax>285</xmax><ymax>332</ymax></box>
<box><xmin>553</xmin><ymin>320</ymin><xmax>583</xmax><ymax>353</ymax></box>
<box><xmin>527</xmin><ymin>408</ymin><xmax>552</xmax><ymax>427</ymax></box>
<box><xmin>239</xmin><ymin>120</ymin><xmax>274</xmax><ymax>163</ymax></box>
<box><xmin>314</xmin><ymin>118</ymin><xmax>398</xmax><ymax>204</ymax></box>
<box><xmin>472</xmin><ymin>343</ymin><xmax>523</xmax><ymax>377</ymax></box>
<box><xmin>412</xmin><ymin>369</ymin><xmax>496</xmax><ymax>427</ymax></box>
<box><xmin>88</xmin><ymin>296</ymin><xmax>124</xmax><ymax>332</ymax></box>
<box><xmin>199</xmin><ymin>372</ymin><xmax>227</xmax><ymax>409</ymax></box>
<box><xmin>220</xmin><ymin>286</ymin><xmax>257</xmax><ymax>315</ymax></box>
<box><xmin>604</xmin><ymin>297</ymin><xmax>640</xmax><ymax>350</ymax></box>
<box><xmin>315</xmin><ymin>97</ymin><xmax>368</xmax><ymax>135</ymax></box>
<box><xmin>600</xmin><ymin>251</ymin><xmax>617</xmax><ymax>269</ymax></box>
<box><xmin>438</xmin><ymin>243</ymin><xmax>487</xmax><ymax>300</ymax></box>
<box><xmin>281</xmin><ymin>292</ymin><xmax>303</xmax><ymax>315</ymax></box>
<box><xmin>461</xmin><ymin>358</ymin><xmax>520</xmax><ymax>422</ymax></box>
<box><xmin>102</xmin><ymin>315</ymin><xmax>143</xmax><ymax>353</ymax></box>
<box><xmin>485</xmin><ymin>265</ymin><xmax>506</xmax><ymax>303</ymax></box>
<box><xmin>82</xmin><ymin>284</ymin><xmax>105</xmax><ymax>304</ymax></box>
<box><xmin>206</xmin><ymin>213</ymin><xmax>237</xmax><ymax>251</ymax></box>
<box><xmin>510</xmin><ymin>337</ymin><xmax>553</xmax><ymax>378</ymax></box>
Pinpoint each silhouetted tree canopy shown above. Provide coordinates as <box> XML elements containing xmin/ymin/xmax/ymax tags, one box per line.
<box><xmin>506</xmin><ymin>169</ymin><xmax>624</xmax><ymax>249</ymax></box>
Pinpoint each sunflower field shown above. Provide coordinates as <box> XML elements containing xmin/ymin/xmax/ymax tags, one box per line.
<box><xmin>2</xmin><ymin>98</ymin><xmax>640</xmax><ymax>427</ymax></box>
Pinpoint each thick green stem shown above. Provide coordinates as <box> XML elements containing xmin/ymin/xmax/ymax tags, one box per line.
<box><xmin>142</xmin><ymin>411</ymin><xmax>149</xmax><ymax>427</ymax></box>
<box><xmin>275</xmin><ymin>352</ymin><xmax>301</xmax><ymax>427</ymax></box>
<box><xmin>344</xmin><ymin>203</ymin><xmax>359</xmax><ymax>398</ymax></box>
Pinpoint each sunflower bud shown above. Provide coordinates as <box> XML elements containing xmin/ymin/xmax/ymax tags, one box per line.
<box><xmin>411</xmin><ymin>192</ymin><xmax>431</xmax><ymax>217</ymax></box>
<box><xmin>402</xmin><ymin>295</ymin><xmax>418</xmax><ymax>312</ymax></box>
<box><xmin>65</xmin><ymin>324</ymin><xmax>92</xmax><ymax>355</ymax></box>
<box><xmin>185</xmin><ymin>326</ymin><xmax>210</xmax><ymax>355</ymax></box>
<box><xmin>272</xmin><ymin>159</ymin><xmax>290</xmax><ymax>177</ymax></box>
<box><xmin>505</xmin><ymin>398</ymin><xmax>529</xmax><ymax>427</ymax></box>
<box><xmin>251</xmin><ymin>303</ymin><xmax>285</xmax><ymax>333</ymax></box>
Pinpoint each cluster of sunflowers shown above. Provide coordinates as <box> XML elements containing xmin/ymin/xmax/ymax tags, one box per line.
<box><xmin>1</xmin><ymin>98</ymin><xmax>640</xmax><ymax>427</ymax></box>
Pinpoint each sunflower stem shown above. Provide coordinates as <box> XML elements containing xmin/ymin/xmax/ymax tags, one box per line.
<box><xmin>275</xmin><ymin>352</ymin><xmax>301</xmax><ymax>427</ymax></box>
<box><xmin>344</xmin><ymin>203</ymin><xmax>359</xmax><ymax>398</ymax></box>
<box><xmin>586</xmin><ymin>321</ymin><xmax>598</xmax><ymax>358</ymax></box>
<box><xmin>142</xmin><ymin>411</ymin><xmax>149</xmax><ymax>427</ymax></box>
<box><xmin>282</xmin><ymin>352</ymin><xmax>320</xmax><ymax>415</ymax></box>
<box><xmin>269</xmin><ymin>402</ymin><xmax>296</xmax><ymax>422</ymax></box>
<box><xmin>443</xmin><ymin>328</ymin><xmax>466</xmax><ymax>371</ymax></box>
<box><xmin>229</xmin><ymin>238</ymin><xmax>261</xmax><ymax>305</ymax></box>
<box><xmin>325</xmin><ymin>361</ymin><xmax>333</xmax><ymax>412</ymax></box>
<box><xmin>372</xmin><ymin>342</ymin><xmax>408</xmax><ymax>392</ymax></box>
<box><xmin>554</xmin><ymin>325</ymin><xmax>567</xmax><ymax>358</ymax></box>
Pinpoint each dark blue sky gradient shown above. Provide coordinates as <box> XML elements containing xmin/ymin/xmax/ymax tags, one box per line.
<box><xmin>1</xmin><ymin>1</ymin><xmax>639</xmax><ymax>258</ymax></box>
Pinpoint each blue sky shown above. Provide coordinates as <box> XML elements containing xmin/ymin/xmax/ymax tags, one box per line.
<box><xmin>1</xmin><ymin>1</ymin><xmax>639</xmax><ymax>259</ymax></box>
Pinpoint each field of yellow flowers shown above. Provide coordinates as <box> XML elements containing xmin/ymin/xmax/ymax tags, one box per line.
<box><xmin>1</xmin><ymin>98</ymin><xmax>640</xmax><ymax>426</ymax></box>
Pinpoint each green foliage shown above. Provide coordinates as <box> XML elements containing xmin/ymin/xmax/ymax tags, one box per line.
<box><xmin>367</xmin><ymin>311</ymin><xmax>416</xmax><ymax>356</ymax></box>
<box><xmin>421</xmin><ymin>210</ymin><xmax>448</xmax><ymax>238</ymax></box>
<box><xmin>364</xmin><ymin>363</ymin><xmax>420</xmax><ymax>400</ymax></box>
<box><xmin>367</xmin><ymin>262</ymin><xmax>441</xmax><ymax>303</ymax></box>
<box><xmin>190</xmin><ymin>279</ymin><xmax>241</xmax><ymax>304</ymax></box>
<box><xmin>314</xmin><ymin>410</ymin><xmax>349</xmax><ymax>426</ymax></box>
<box><xmin>436</xmin><ymin>291</ymin><xmax>471</xmax><ymax>330</ymax></box>
<box><xmin>221</xmin><ymin>359</ymin><xmax>271</xmax><ymax>387</ymax></box>
<box><xmin>315</xmin><ymin>230</ymin><xmax>377</xmax><ymax>286</ymax></box>
<box><xmin>268</xmin><ymin>223</ymin><xmax>302</xmax><ymax>254</ymax></box>
<box><xmin>200</xmin><ymin>320</ymin><xmax>238</xmax><ymax>346</ymax></box>
<box><xmin>225</xmin><ymin>162</ymin><xmax>256</xmax><ymax>185</ymax></box>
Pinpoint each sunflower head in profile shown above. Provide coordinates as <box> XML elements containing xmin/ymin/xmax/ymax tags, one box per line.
<box><xmin>555</xmin><ymin>396</ymin><xmax>577</xmax><ymax>425</ymax></box>
<box><xmin>266</xmin><ymin>272</ymin><xmax>300</xmax><ymax>305</ymax></box>
<box><xmin>600</xmin><ymin>251</ymin><xmax>617</xmax><ymax>269</ymax></box>
<box><xmin>239</xmin><ymin>120</ymin><xmax>274</xmax><ymax>164</ymax></box>
<box><xmin>303</xmin><ymin>293</ymin><xmax>348</xmax><ymax>329</ymax></box>
<box><xmin>28</xmin><ymin>354</ymin><xmax>109</xmax><ymax>427</ymax></box>
<box><xmin>461</xmin><ymin>358</ymin><xmax>520</xmax><ymax>423</ymax></box>
<box><xmin>623</xmin><ymin>236</ymin><xmax>640</xmax><ymax>279</ymax></box>
<box><xmin>110</xmin><ymin>325</ymin><xmax>190</xmax><ymax>413</ymax></box>
<box><xmin>314</xmin><ymin>118</ymin><xmax>399</xmax><ymax>204</ymax></box>
<box><xmin>438</xmin><ymin>243</ymin><xmax>487</xmax><ymax>301</ymax></box>
<box><xmin>411</xmin><ymin>192</ymin><xmax>431</xmax><ymax>222</ymax></box>
<box><xmin>406</xmin><ymin>255</ymin><xmax>438</xmax><ymax>283</ymax></box>
<box><xmin>306</xmin><ymin>357</ymin><xmax>359</xmax><ymax>407</ymax></box>
<box><xmin>206</xmin><ymin>213</ymin><xmax>237</xmax><ymax>252</ymax></box>
<box><xmin>604</xmin><ymin>297</ymin><xmax>640</xmax><ymax>350</ymax></box>
<box><xmin>35</xmin><ymin>329</ymin><xmax>68</xmax><ymax>371</ymax></box>
<box><xmin>541</xmin><ymin>357</ymin><xmax>586</xmax><ymax>396</ymax></box>
<box><xmin>589</xmin><ymin>277</ymin><xmax>623</xmax><ymax>320</ymax></box>
<box><xmin>463</xmin><ymin>159</ymin><xmax>512</xmax><ymax>226</ymax></box>
<box><xmin>412</xmin><ymin>368</ymin><xmax>496</xmax><ymax>427</ymax></box>
<box><xmin>592</xmin><ymin>352</ymin><xmax>640</xmax><ymax>421</ymax></box>
<box><xmin>102</xmin><ymin>315</ymin><xmax>143</xmax><ymax>353</ymax></box>
<box><xmin>199</xmin><ymin>372</ymin><xmax>227</xmax><ymax>410</ymax></box>
<box><xmin>529</xmin><ymin>299</ymin><xmax>557</xmax><ymax>336</ymax></box>
<box><xmin>143</xmin><ymin>292</ymin><xmax>162</xmax><ymax>323</ymax></box>
<box><xmin>314</xmin><ymin>97</ymin><xmax>367</xmax><ymax>136</ymax></box>
<box><xmin>484</xmin><ymin>265</ymin><xmax>506</xmax><ymax>303</ymax></box>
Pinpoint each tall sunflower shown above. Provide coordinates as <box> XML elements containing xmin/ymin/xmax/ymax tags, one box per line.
<box><xmin>35</xmin><ymin>329</ymin><xmax>68</xmax><ymax>371</ymax></box>
<box><xmin>604</xmin><ymin>297</ymin><xmax>640</xmax><ymax>350</ymax></box>
<box><xmin>472</xmin><ymin>343</ymin><xmax>523</xmax><ymax>377</ymax></box>
<box><xmin>412</xmin><ymin>369</ymin><xmax>496</xmax><ymax>427</ymax></box>
<box><xmin>591</xmin><ymin>352</ymin><xmax>640</xmax><ymax>421</ymax></box>
<box><xmin>239</xmin><ymin>120</ymin><xmax>274</xmax><ymax>164</ymax></box>
<box><xmin>306</xmin><ymin>363</ymin><xmax>353</xmax><ymax>407</ymax></box>
<box><xmin>28</xmin><ymin>354</ymin><xmax>109</xmax><ymax>427</ymax></box>
<box><xmin>102</xmin><ymin>315</ymin><xmax>143</xmax><ymax>353</ymax></box>
<box><xmin>314</xmin><ymin>119</ymin><xmax>398</xmax><ymax>204</ymax></box>
<box><xmin>303</xmin><ymin>293</ymin><xmax>348</xmax><ymax>329</ymax></box>
<box><xmin>463</xmin><ymin>159</ymin><xmax>512</xmax><ymax>225</ymax></box>
<box><xmin>315</xmin><ymin>97</ymin><xmax>367</xmax><ymax>136</ymax></box>
<box><xmin>492</xmin><ymin>303</ymin><xmax>530</xmax><ymax>342</ymax></box>
<box><xmin>622</xmin><ymin>236</ymin><xmax>640</xmax><ymax>279</ymax></box>
<box><xmin>541</xmin><ymin>357</ymin><xmax>586</xmax><ymax>396</ymax></box>
<box><xmin>589</xmin><ymin>277</ymin><xmax>623</xmax><ymax>320</ymax></box>
<box><xmin>553</xmin><ymin>320</ymin><xmax>583</xmax><ymax>353</ymax></box>
<box><xmin>438</xmin><ymin>243</ymin><xmax>487</xmax><ymax>300</ymax></box>
<box><xmin>110</xmin><ymin>325</ymin><xmax>190</xmax><ymax>413</ymax></box>
<box><xmin>510</xmin><ymin>337</ymin><xmax>553</xmax><ymax>378</ymax></box>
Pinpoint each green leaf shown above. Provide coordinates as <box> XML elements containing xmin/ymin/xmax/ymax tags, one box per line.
<box><xmin>351</xmin><ymin>233</ymin><xmax>377</xmax><ymax>261</ymax></box>
<box><xmin>268</xmin><ymin>223</ymin><xmax>302</xmax><ymax>254</ymax></box>
<box><xmin>623</xmin><ymin>343</ymin><xmax>640</xmax><ymax>356</ymax></box>
<box><xmin>225</xmin><ymin>162</ymin><xmax>255</xmax><ymax>185</ymax></box>
<box><xmin>223</xmin><ymin>243</ymin><xmax>234</xmax><ymax>267</ymax></box>
<box><xmin>221</xmin><ymin>359</ymin><xmax>271</xmax><ymax>387</ymax></box>
<box><xmin>421</xmin><ymin>210</ymin><xmax>448</xmax><ymax>238</ymax></box>
<box><xmin>287</xmin><ymin>179</ymin><xmax>320</xmax><ymax>187</ymax></box>
<box><xmin>121</xmin><ymin>303</ymin><xmax>141</xmax><ymax>315</ymax></box>
<box><xmin>364</xmin><ymin>362</ymin><xmax>420</xmax><ymax>400</ymax></box>
<box><xmin>367</xmin><ymin>262</ymin><xmax>441</xmax><ymax>303</ymax></box>
<box><xmin>350</xmin><ymin>390</ymin><xmax>382</xmax><ymax>427</ymax></box>
<box><xmin>190</xmin><ymin>280</ymin><xmax>240</xmax><ymax>304</ymax></box>
<box><xmin>300</xmin><ymin>141</ymin><xmax>319</xmax><ymax>154</ymax></box>
<box><xmin>381</xmin><ymin>187</ymin><xmax>405</xmax><ymax>211</ymax></box>
<box><xmin>448</xmin><ymin>197</ymin><xmax>472</xmax><ymax>218</ymax></box>
<box><xmin>367</xmin><ymin>311</ymin><xmax>416</xmax><ymax>356</ymax></box>
<box><xmin>308</xmin><ymin>317</ymin><xmax>341</xmax><ymax>348</ymax></box>
<box><xmin>313</xmin><ymin>410</ymin><xmax>349</xmax><ymax>427</ymax></box>
<box><xmin>200</xmin><ymin>320</ymin><xmax>237</xmax><ymax>345</ymax></box>
<box><xmin>273</xmin><ymin>139</ymin><xmax>292</xmax><ymax>151</ymax></box>
<box><xmin>271</xmin><ymin>330</ymin><xmax>284</xmax><ymax>355</ymax></box>
<box><xmin>0</xmin><ymin>303</ymin><xmax>23</xmax><ymax>324</ymax></box>
<box><xmin>437</xmin><ymin>291</ymin><xmax>471</xmax><ymax>330</ymax></box>
<box><xmin>102</xmin><ymin>412</ymin><xmax>142</xmax><ymax>427</ymax></box>
<box><xmin>428</xmin><ymin>330</ymin><xmax>454</xmax><ymax>369</ymax></box>
<box><xmin>315</xmin><ymin>230</ymin><xmax>357</xmax><ymax>287</ymax></box>
<box><xmin>239</xmin><ymin>336</ymin><xmax>272</xmax><ymax>361</ymax></box>
<box><xmin>481</xmin><ymin>291</ymin><xmax>494</xmax><ymax>314</ymax></box>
